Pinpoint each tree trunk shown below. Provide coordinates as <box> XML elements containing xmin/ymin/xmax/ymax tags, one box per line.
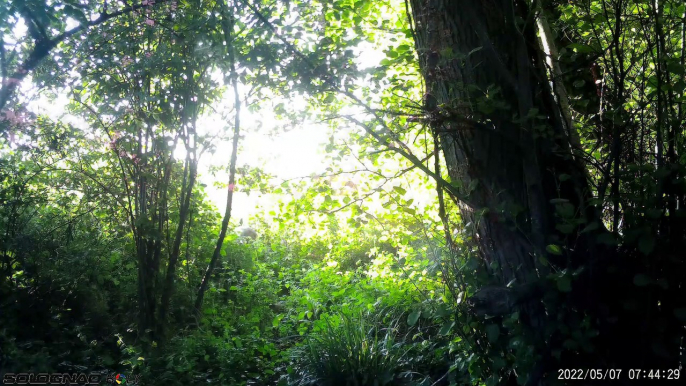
<box><xmin>158</xmin><ymin>154</ymin><xmax>197</xmax><ymax>333</ymax></box>
<box><xmin>194</xmin><ymin>0</ymin><xmax>241</xmax><ymax>315</ymax></box>
<box><xmin>407</xmin><ymin>0</ymin><xmax>649</xmax><ymax>381</ymax></box>
<box><xmin>409</xmin><ymin>0</ymin><xmax>594</xmax><ymax>284</ymax></box>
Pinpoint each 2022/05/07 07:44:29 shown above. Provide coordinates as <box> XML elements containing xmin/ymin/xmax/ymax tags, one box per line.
<box><xmin>557</xmin><ymin>368</ymin><xmax>681</xmax><ymax>381</ymax></box>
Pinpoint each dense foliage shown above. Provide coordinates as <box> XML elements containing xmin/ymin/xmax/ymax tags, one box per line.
<box><xmin>1</xmin><ymin>0</ymin><xmax>684</xmax><ymax>385</ymax></box>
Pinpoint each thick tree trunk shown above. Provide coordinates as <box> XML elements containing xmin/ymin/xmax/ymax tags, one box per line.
<box><xmin>408</xmin><ymin>0</ymin><xmax>629</xmax><ymax>381</ymax></box>
<box><xmin>409</xmin><ymin>0</ymin><xmax>593</xmax><ymax>285</ymax></box>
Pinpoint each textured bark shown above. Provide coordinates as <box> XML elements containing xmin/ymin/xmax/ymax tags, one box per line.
<box><xmin>408</xmin><ymin>0</ymin><xmax>605</xmax><ymax>380</ymax></box>
<box><xmin>410</xmin><ymin>0</ymin><xmax>592</xmax><ymax>285</ymax></box>
<box><xmin>408</xmin><ymin>0</ymin><xmax>686</xmax><ymax>380</ymax></box>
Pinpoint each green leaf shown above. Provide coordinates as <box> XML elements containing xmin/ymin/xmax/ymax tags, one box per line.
<box><xmin>407</xmin><ymin>310</ymin><xmax>421</xmax><ymax>326</ymax></box>
<box><xmin>556</xmin><ymin>223</ymin><xmax>575</xmax><ymax>234</ymax></box>
<box><xmin>439</xmin><ymin>321</ymin><xmax>455</xmax><ymax>335</ymax></box>
<box><xmin>492</xmin><ymin>357</ymin><xmax>506</xmax><ymax>370</ymax></box>
<box><xmin>580</xmin><ymin>222</ymin><xmax>599</xmax><ymax>234</ymax></box>
<box><xmin>402</xmin><ymin>207</ymin><xmax>416</xmax><ymax>215</ymax></box>
<box><xmin>546</xmin><ymin>244</ymin><xmax>563</xmax><ymax>255</ymax></box>
<box><xmin>397</xmin><ymin>44</ymin><xmax>410</xmax><ymax>52</ymax></box>
<box><xmin>555</xmin><ymin>202</ymin><xmax>576</xmax><ymax>218</ymax></box>
<box><xmin>393</xmin><ymin>186</ymin><xmax>407</xmax><ymax>195</ymax></box>
<box><xmin>596</xmin><ymin>232</ymin><xmax>617</xmax><ymax>246</ymax></box>
<box><xmin>568</xmin><ymin>43</ymin><xmax>594</xmax><ymax>53</ymax></box>
<box><xmin>485</xmin><ymin>324</ymin><xmax>499</xmax><ymax>343</ymax></box>
<box><xmin>557</xmin><ymin>276</ymin><xmax>572</xmax><ymax>292</ymax></box>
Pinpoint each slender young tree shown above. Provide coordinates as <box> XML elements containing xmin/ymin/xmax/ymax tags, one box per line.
<box><xmin>195</xmin><ymin>0</ymin><xmax>242</xmax><ymax>314</ymax></box>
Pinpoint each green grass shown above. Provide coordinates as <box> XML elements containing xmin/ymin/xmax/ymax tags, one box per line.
<box><xmin>291</xmin><ymin>312</ymin><xmax>417</xmax><ymax>386</ymax></box>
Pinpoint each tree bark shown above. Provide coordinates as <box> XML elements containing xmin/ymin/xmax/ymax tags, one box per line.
<box><xmin>410</xmin><ymin>0</ymin><xmax>594</xmax><ymax>283</ymax></box>
<box><xmin>158</xmin><ymin>153</ymin><xmax>197</xmax><ymax>332</ymax></box>
<box><xmin>408</xmin><ymin>0</ymin><xmax>608</xmax><ymax>380</ymax></box>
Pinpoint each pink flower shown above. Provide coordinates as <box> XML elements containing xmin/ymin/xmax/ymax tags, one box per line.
<box><xmin>145</xmin><ymin>18</ymin><xmax>155</xmax><ymax>26</ymax></box>
<box><xmin>171</xmin><ymin>1</ymin><xmax>177</xmax><ymax>10</ymax></box>
<box><xmin>145</xmin><ymin>52</ymin><xmax>152</xmax><ymax>58</ymax></box>
<box><xmin>142</xmin><ymin>0</ymin><xmax>150</xmax><ymax>5</ymax></box>
<box><xmin>228</xmin><ymin>183</ymin><xmax>236</xmax><ymax>192</ymax></box>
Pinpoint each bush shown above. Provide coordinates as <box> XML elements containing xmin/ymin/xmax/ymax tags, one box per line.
<box><xmin>290</xmin><ymin>312</ymin><xmax>420</xmax><ymax>386</ymax></box>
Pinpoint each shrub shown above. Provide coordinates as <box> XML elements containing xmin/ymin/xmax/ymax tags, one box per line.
<box><xmin>290</xmin><ymin>312</ymin><xmax>419</xmax><ymax>386</ymax></box>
